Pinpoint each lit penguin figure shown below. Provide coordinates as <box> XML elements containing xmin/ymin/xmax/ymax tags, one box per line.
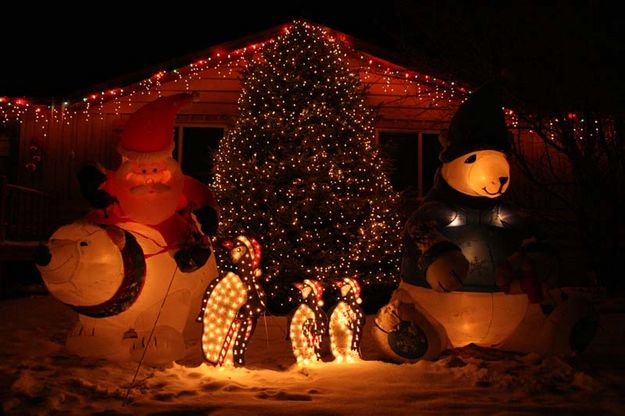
<box><xmin>329</xmin><ymin>277</ymin><xmax>365</xmax><ymax>363</ymax></box>
<box><xmin>198</xmin><ymin>235</ymin><xmax>265</xmax><ymax>367</ymax></box>
<box><xmin>288</xmin><ymin>279</ymin><xmax>327</xmax><ymax>367</ymax></box>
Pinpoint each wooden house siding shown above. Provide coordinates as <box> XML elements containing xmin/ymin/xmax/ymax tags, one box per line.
<box><xmin>14</xmin><ymin>46</ymin><xmax>554</xmax><ymax>230</ymax></box>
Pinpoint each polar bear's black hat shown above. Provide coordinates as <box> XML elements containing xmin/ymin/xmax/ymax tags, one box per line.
<box><xmin>439</xmin><ymin>82</ymin><xmax>511</xmax><ymax>162</ymax></box>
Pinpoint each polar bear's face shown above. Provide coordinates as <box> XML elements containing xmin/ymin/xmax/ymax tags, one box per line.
<box><xmin>441</xmin><ymin>150</ymin><xmax>510</xmax><ymax>198</ymax></box>
<box><xmin>37</xmin><ymin>222</ymin><xmax>124</xmax><ymax>306</ymax></box>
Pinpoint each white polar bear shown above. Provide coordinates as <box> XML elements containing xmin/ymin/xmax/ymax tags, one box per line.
<box><xmin>36</xmin><ymin>220</ymin><xmax>217</xmax><ymax>365</ymax></box>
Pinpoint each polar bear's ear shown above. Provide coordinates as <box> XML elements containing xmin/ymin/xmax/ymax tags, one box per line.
<box><xmin>104</xmin><ymin>226</ymin><xmax>126</xmax><ymax>250</ymax></box>
<box><xmin>438</xmin><ymin>129</ymin><xmax>449</xmax><ymax>148</ymax></box>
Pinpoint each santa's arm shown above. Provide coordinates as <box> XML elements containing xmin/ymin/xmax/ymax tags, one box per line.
<box><xmin>76</xmin><ymin>163</ymin><xmax>118</xmax><ymax>209</ymax></box>
<box><xmin>184</xmin><ymin>175</ymin><xmax>219</xmax><ymax>236</ymax></box>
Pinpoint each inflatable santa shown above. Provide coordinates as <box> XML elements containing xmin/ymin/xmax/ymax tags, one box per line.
<box><xmin>35</xmin><ymin>94</ymin><xmax>219</xmax><ymax>365</ymax></box>
<box><xmin>77</xmin><ymin>93</ymin><xmax>219</xmax><ymax>272</ymax></box>
<box><xmin>372</xmin><ymin>83</ymin><xmax>598</xmax><ymax>362</ymax></box>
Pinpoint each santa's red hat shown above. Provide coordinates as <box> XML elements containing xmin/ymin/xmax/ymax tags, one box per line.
<box><xmin>118</xmin><ymin>93</ymin><xmax>193</xmax><ymax>160</ymax></box>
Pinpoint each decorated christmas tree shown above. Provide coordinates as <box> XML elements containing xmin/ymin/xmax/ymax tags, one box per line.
<box><xmin>212</xmin><ymin>21</ymin><xmax>401</xmax><ymax>312</ymax></box>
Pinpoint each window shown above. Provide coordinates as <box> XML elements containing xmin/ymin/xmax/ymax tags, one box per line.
<box><xmin>378</xmin><ymin>131</ymin><xmax>441</xmax><ymax>198</ymax></box>
<box><xmin>173</xmin><ymin>126</ymin><xmax>224</xmax><ymax>184</ymax></box>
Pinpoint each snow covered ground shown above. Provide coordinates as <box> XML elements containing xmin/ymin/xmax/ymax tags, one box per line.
<box><xmin>1</xmin><ymin>294</ymin><xmax>624</xmax><ymax>415</ymax></box>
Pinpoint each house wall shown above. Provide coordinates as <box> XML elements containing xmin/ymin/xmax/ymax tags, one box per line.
<box><xmin>16</xmin><ymin>57</ymin><xmax>554</xmax><ymax>228</ymax></box>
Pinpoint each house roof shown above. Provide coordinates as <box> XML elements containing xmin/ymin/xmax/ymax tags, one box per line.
<box><xmin>3</xmin><ymin>3</ymin><xmax>624</xmax><ymax>113</ymax></box>
<box><xmin>0</xmin><ymin>20</ymin><xmax>466</xmax><ymax>110</ymax></box>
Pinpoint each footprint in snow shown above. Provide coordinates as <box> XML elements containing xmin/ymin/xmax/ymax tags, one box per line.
<box><xmin>256</xmin><ymin>390</ymin><xmax>312</xmax><ymax>401</ymax></box>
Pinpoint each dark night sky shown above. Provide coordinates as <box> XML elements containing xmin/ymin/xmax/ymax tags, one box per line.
<box><xmin>2</xmin><ymin>1</ymin><xmax>624</xmax><ymax>111</ymax></box>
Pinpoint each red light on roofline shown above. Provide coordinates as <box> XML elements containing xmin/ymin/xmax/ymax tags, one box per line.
<box><xmin>337</xmin><ymin>34</ymin><xmax>349</xmax><ymax>44</ymax></box>
<box><xmin>0</xmin><ymin>23</ymin><xmax>467</xmax><ymax>118</ymax></box>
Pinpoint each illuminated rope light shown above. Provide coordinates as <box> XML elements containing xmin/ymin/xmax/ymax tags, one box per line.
<box><xmin>329</xmin><ymin>277</ymin><xmax>365</xmax><ymax>362</ymax></box>
<box><xmin>288</xmin><ymin>279</ymin><xmax>327</xmax><ymax>366</ymax></box>
<box><xmin>198</xmin><ymin>235</ymin><xmax>265</xmax><ymax>367</ymax></box>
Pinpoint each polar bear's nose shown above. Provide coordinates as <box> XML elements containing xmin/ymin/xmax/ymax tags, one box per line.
<box><xmin>499</xmin><ymin>177</ymin><xmax>508</xmax><ymax>185</ymax></box>
<box><xmin>33</xmin><ymin>245</ymin><xmax>52</xmax><ymax>266</ymax></box>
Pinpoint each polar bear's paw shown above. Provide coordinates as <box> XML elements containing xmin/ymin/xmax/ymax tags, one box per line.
<box><xmin>129</xmin><ymin>325</ymin><xmax>186</xmax><ymax>366</ymax></box>
<box><xmin>65</xmin><ymin>323</ymin><xmax>131</xmax><ymax>361</ymax></box>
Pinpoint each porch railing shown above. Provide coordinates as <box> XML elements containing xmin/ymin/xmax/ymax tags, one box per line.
<box><xmin>0</xmin><ymin>176</ymin><xmax>52</xmax><ymax>243</ymax></box>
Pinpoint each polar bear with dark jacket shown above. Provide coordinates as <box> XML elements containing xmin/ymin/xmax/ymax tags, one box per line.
<box><xmin>373</xmin><ymin>83</ymin><xmax>597</xmax><ymax>362</ymax></box>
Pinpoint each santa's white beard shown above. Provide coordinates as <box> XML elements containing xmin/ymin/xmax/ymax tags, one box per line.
<box><xmin>118</xmin><ymin>191</ymin><xmax>181</xmax><ymax>225</ymax></box>
<box><xmin>129</xmin><ymin>183</ymin><xmax>172</xmax><ymax>195</ymax></box>
<box><xmin>112</xmin><ymin>157</ymin><xmax>184</xmax><ymax>225</ymax></box>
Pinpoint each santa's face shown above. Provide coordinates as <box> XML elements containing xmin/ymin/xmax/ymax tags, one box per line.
<box><xmin>113</xmin><ymin>156</ymin><xmax>184</xmax><ymax>225</ymax></box>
